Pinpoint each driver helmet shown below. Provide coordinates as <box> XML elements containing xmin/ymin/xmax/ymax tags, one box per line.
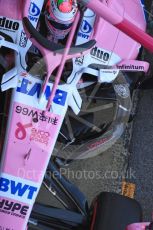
<box><xmin>45</xmin><ymin>0</ymin><xmax>78</xmax><ymax>40</ymax></box>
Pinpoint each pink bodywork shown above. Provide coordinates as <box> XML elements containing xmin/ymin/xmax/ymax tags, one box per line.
<box><xmin>2</xmin><ymin>102</ymin><xmax>61</xmax><ymax>182</ymax></box>
<box><xmin>0</xmin><ymin>100</ymin><xmax>62</xmax><ymax>229</ymax></box>
<box><xmin>0</xmin><ymin>0</ymin><xmax>148</xmax><ymax>229</ymax></box>
<box><xmin>93</xmin><ymin>0</ymin><xmax>146</xmax><ymax>60</ymax></box>
<box><xmin>0</xmin><ymin>0</ymin><xmax>22</xmax><ymax>20</ymax></box>
<box><xmin>87</xmin><ymin>0</ymin><xmax>153</xmax><ymax>52</ymax></box>
<box><xmin>126</xmin><ymin>222</ymin><xmax>150</xmax><ymax>230</ymax></box>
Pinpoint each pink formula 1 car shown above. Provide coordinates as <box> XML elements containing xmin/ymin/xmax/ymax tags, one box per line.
<box><xmin>0</xmin><ymin>0</ymin><xmax>152</xmax><ymax>229</ymax></box>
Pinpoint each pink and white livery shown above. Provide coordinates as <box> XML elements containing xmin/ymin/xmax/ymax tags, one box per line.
<box><xmin>0</xmin><ymin>0</ymin><xmax>152</xmax><ymax>229</ymax></box>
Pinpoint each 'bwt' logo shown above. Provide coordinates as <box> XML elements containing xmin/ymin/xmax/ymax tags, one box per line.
<box><xmin>78</xmin><ymin>20</ymin><xmax>93</xmax><ymax>39</ymax></box>
<box><xmin>80</xmin><ymin>20</ymin><xmax>92</xmax><ymax>34</ymax></box>
<box><xmin>0</xmin><ymin>177</ymin><xmax>38</xmax><ymax>200</ymax></box>
<box><xmin>29</xmin><ymin>2</ymin><xmax>40</xmax><ymax>17</ymax></box>
<box><xmin>17</xmin><ymin>78</ymin><xmax>67</xmax><ymax>106</ymax></box>
<box><xmin>28</xmin><ymin>2</ymin><xmax>40</xmax><ymax>22</ymax></box>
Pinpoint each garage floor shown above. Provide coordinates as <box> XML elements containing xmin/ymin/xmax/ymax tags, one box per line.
<box><xmin>128</xmin><ymin>90</ymin><xmax>153</xmax><ymax>221</ymax></box>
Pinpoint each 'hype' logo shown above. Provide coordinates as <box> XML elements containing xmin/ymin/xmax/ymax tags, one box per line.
<box><xmin>0</xmin><ymin>199</ymin><xmax>29</xmax><ymax>218</ymax></box>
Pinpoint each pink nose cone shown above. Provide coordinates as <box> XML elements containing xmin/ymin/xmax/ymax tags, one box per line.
<box><xmin>58</xmin><ymin>2</ymin><xmax>72</xmax><ymax>13</ymax></box>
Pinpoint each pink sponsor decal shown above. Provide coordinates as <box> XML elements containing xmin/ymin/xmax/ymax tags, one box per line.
<box><xmin>2</xmin><ymin>102</ymin><xmax>61</xmax><ymax>182</ymax></box>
